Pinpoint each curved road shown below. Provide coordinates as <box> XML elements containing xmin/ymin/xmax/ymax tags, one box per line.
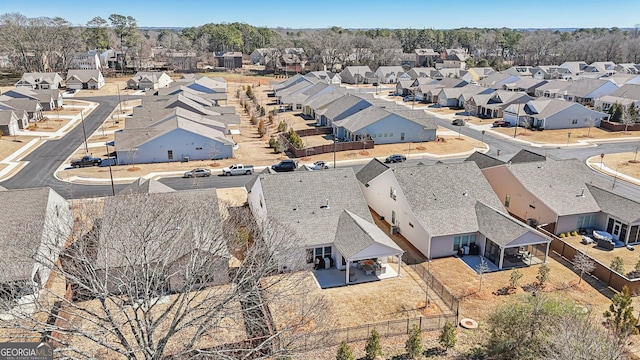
<box><xmin>2</xmin><ymin>95</ymin><xmax>640</xmax><ymax>200</ymax></box>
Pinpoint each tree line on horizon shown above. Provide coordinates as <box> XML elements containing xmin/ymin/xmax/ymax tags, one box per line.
<box><xmin>0</xmin><ymin>12</ymin><xmax>639</xmax><ymax>73</ymax></box>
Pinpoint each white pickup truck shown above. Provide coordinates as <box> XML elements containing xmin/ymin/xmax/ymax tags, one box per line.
<box><xmin>221</xmin><ymin>164</ymin><xmax>254</xmax><ymax>176</ymax></box>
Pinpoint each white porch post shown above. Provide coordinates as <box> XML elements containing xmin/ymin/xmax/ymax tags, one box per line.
<box><xmin>397</xmin><ymin>254</ymin><xmax>401</xmax><ymax>276</ymax></box>
<box><xmin>544</xmin><ymin>243</ymin><xmax>550</xmax><ymax>263</ymax></box>
<box><xmin>345</xmin><ymin>260</ymin><xmax>350</xmax><ymax>284</ymax></box>
<box><xmin>498</xmin><ymin>247</ymin><xmax>504</xmax><ymax>269</ymax></box>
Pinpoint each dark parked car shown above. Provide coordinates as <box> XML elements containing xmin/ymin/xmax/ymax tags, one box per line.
<box><xmin>384</xmin><ymin>154</ymin><xmax>407</xmax><ymax>163</ymax></box>
<box><xmin>492</xmin><ymin>120</ymin><xmax>511</xmax><ymax>127</ymax></box>
<box><xmin>271</xmin><ymin>159</ymin><xmax>298</xmax><ymax>172</ymax></box>
<box><xmin>452</xmin><ymin>118</ymin><xmax>465</xmax><ymax>126</ymax></box>
<box><xmin>70</xmin><ymin>155</ymin><xmax>102</xmax><ymax>168</ymax></box>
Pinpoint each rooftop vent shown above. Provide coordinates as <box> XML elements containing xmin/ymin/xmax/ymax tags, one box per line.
<box><xmin>577</xmin><ymin>188</ymin><xmax>585</xmax><ymax>197</ymax></box>
<box><xmin>463</xmin><ymin>190</ymin><xmax>469</xmax><ymax>197</ymax></box>
<box><xmin>320</xmin><ymin>199</ymin><xmax>330</xmax><ymax>209</ymax></box>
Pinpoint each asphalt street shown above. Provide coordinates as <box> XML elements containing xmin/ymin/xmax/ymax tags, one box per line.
<box><xmin>2</xmin><ymin>95</ymin><xmax>640</xmax><ymax>200</ymax></box>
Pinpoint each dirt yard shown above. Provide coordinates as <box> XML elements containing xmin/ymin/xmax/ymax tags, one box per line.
<box><xmin>267</xmin><ymin>265</ymin><xmax>442</xmax><ymax>333</ymax></box>
<box><xmin>593</xmin><ymin>152</ymin><xmax>640</xmax><ymax>180</ymax></box>
<box><xmin>0</xmin><ymin>135</ymin><xmax>41</xmax><ymax>160</ymax></box>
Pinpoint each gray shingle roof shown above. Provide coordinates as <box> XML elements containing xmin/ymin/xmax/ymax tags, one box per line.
<box><xmin>333</xmin><ymin>210</ymin><xmax>403</xmax><ymax>260</ymax></box>
<box><xmin>118</xmin><ymin>178</ymin><xmax>175</xmax><ymax>195</ymax></box>
<box><xmin>507</xmin><ymin>159</ymin><xmax>609</xmax><ymax>216</ymax></box>
<box><xmin>258</xmin><ymin>168</ymin><xmax>372</xmax><ymax>247</ymax></box>
<box><xmin>0</xmin><ymin>188</ymin><xmax>68</xmax><ymax>282</ymax></box>
<box><xmin>475</xmin><ymin>202</ymin><xmax>549</xmax><ymax>247</ymax></box>
<box><xmin>586</xmin><ymin>184</ymin><xmax>640</xmax><ymax>224</ymax></box>
<box><xmin>509</xmin><ymin>150</ymin><xmax>546</xmax><ymax>164</ymax></box>
<box><xmin>97</xmin><ymin>189</ymin><xmax>227</xmax><ymax>269</ymax></box>
<box><xmin>393</xmin><ymin>162</ymin><xmax>505</xmax><ymax>237</ymax></box>
<box><xmin>356</xmin><ymin>158</ymin><xmax>389</xmax><ymax>185</ymax></box>
<box><xmin>464</xmin><ymin>151</ymin><xmax>505</xmax><ymax>169</ymax></box>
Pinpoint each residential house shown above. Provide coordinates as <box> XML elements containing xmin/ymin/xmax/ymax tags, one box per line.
<box><xmin>373</xmin><ymin>66</ymin><xmax>408</xmax><ymax>84</ymax></box>
<box><xmin>15</xmin><ymin>72</ymin><xmax>63</xmax><ymax>90</ymax></box>
<box><xmin>615</xmin><ymin>63</ymin><xmax>640</xmax><ymax>74</ymax></box>
<box><xmin>594</xmin><ymin>84</ymin><xmax>640</xmax><ymax>112</ymax></box>
<box><xmin>531</xmin><ymin>65</ymin><xmax>561</xmax><ymax>79</ymax></box>
<box><xmin>168</xmin><ymin>51</ymin><xmax>197</xmax><ymax>71</ymax></box>
<box><xmin>465</xmin><ymin>67</ymin><xmax>495</xmax><ymax>82</ymax></box>
<box><xmin>503</xmin><ymin>66</ymin><xmax>532</xmax><ymax>77</ymax></box>
<box><xmin>313</xmin><ymin>93</ymin><xmax>374</xmax><ymax>127</ymax></box>
<box><xmin>333</xmin><ymin>106</ymin><xmax>437</xmax><ymax>144</ymax></box>
<box><xmin>72</xmin><ymin>51</ymin><xmax>102</xmax><ymax>70</ymax></box>
<box><xmin>250</xmin><ymin>48</ymin><xmax>275</xmax><ymax>65</ymax></box>
<box><xmin>127</xmin><ymin>71</ymin><xmax>173</xmax><ymax>90</ymax></box>
<box><xmin>247</xmin><ymin>168</ymin><xmax>403</xmax><ymax>285</ymax></box>
<box><xmin>305</xmin><ymin>71</ymin><xmax>342</xmax><ymax>85</ymax></box>
<box><xmin>76</xmin><ymin>190</ymin><xmax>229</xmax><ymax>295</ymax></box>
<box><xmin>396</xmin><ymin>52</ymin><xmax>417</xmax><ymax>67</ymax></box>
<box><xmin>406</xmin><ymin>67</ymin><xmax>437</xmax><ymax>80</ymax></box>
<box><xmin>504</xmin><ymin>98</ymin><xmax>607</xmax><ymax>129</ymax></box>
<box><xmin>437</xmin><ymin>84</ymin><xmax>493</xmax><ymax>108</ymax></box>
<box><xmin>482</xmin><ymin>157</ymin><xmax>640</xmax><ymax>243</ymax></box>
<box><xmin>274</xmin><ymin>77</ymin><xmax>319</xmax><ymax>110</ymax></box>
<box><xmin>414</xmin><ymin>48</ymin><xmax>440</xmax><ymax>67</ymax></box>
<box><xmin>302</xmin><ymin>86</ymin><xmax>347</xmax><ymax>120</ymax></box>
<box><xmin>356</xmin><ymin>160</ymin><xmax>550</xmax><ymax>269</ymax></box>
<box><xmin>0</xmin><ymin>98</ymin><xmax>44</xmax><ymax>121</ymax></box>
<box><xmin>65</xmin><ymin>69</ymin><xmax>105</xmax><ymax>90</ymax></box>
<box><xmin>478</xmin><ymin>72</ymin><xmax>521</xmax><ymax>89</ymax></box>
<box><xmin>416</xmin><ymin>78</ymin><xmax>469</xmax><ymax>103</ymax></box>
<box><xmin>115</xmin><ymin>113</ymin><xmax>234</xmax><ymax>164</ymax></box>
<box><xmin>558</xmin><ymin>61</ymin><xmax>588</xmax><ymax>78</ymax></box>
<box><xmin>279</xmin><ymin>82</ymin><xmax>337</xmax><ymax>114</ymax></box>
<box><xmin>533</xmin><ymin>80</ymin><xmax>571</xmax><ymax>98</ymax></box>
<box><xmin>470</xmin><ymin>90</ymin><xmax>532</xmax><ymax>119</ymax></box>
<box><xmin>436</xmin><ymin>53</ymin><xmax>467</xmax><ymax>70</ymax></box>
<box><xmin>583</xmin><ymin>62</ymin><xmax>617</xmax><ymax>76</ymax></box>
<box><xmin>609</xmin><ymin>73</ymin><xmax>640</xmax><ymax>86</ymax></box>
<box><xmin>0</xmin><ymin>110</ymin><xmax>29</xmax><ymax>135</ymax></box>
<box><xmin>557</xmin><ymin>78</ymin><xmax>618</xmax><ymax>106</ymax></box>
<box><xmin>212</xmin><ymin>51</ymin><xmax>243</xmax><ymax>70</ymax></box>
<box><xmin>0</xmin><ymin>188</ymin><xmax>72</xmax><ymax>305</ymax></box>
<box><xmin>502</xmin><ymin>78</ymin><xmax>548</xmax><ymax>96</ymax></box>
<box><xmin>340</xmin><ymin>66</ymin><xmax>373</xmax><ymax>84</ymax></box>
<box><xmin>0</xmin><ymin>88</ymin><xmax>60</xmax><ymax>111</ymax></box>
<box><xmin>280</xmin><ymin>52</ymin><xmax>307</xmax><ymax>73</ymax></box>
<box><xmin>396</xmin><ymin>79</ymin><xmax>417</xmax><ymax>97</ymax></box>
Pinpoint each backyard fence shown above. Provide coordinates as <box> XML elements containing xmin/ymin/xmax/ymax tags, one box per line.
<box><xmin>294</xmin><ymin>314</ymin><xmax>458</xmax><ymax>352</ymax></box>
<box><xmin>537</xmin><ymin>226</ymin><xmax>640</xmax><ymax>294</ymax></box>
<box><xmin>410</xmin><ymin>263</ymin><xmax>460</xmax><ymax>316</ymax></box>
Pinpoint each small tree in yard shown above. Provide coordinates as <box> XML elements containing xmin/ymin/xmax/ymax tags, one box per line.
<box><xmin>439</xmin><ymin>322</ymin><xmax>456</xmax><ymax>353</ymax></box>
<box><xmin>278</xmin><ymin>120</ymin><xmax>287</xmax><ymax>133</ymax></box>
<box><xmin>405</xmin><ymin>324</ymin><xmax>422</xmax><ymax>359</ymax></box>
<box><xmin>604</xmin><ymin>286</ymin><xmax>638</xmax><ymax>340</ymax></box>
<box><xmin>364</xmin><ymin>329</ymin><xmax>383</xmax><ymax>360</ymax></box>
<box><xmin>573</xmin><ymin>252</ymin><xmax>595</xmax><ymax>284</ymax></box>
<box><xmin>476</xmin><ymin>256</ymin><xmax>490</xmax><ymax>292</ymax></box>
<box><xmin>245</xmin><ymin>85</ymin><xmax>253</xmax><ymax>99</ymax></box>
<box><xmin>509</xmin><ymin>269</ymin><xmax>523</xmax><ymax>289</ymax></box>
<box><xmin>257</xmin><ymin>119</ymin><xmax>266</xmax><ymax>137</ymax></box>
<box><xmin>336</xmin><ymin>341</ymin><xmax>354</xmax><ymax>360</ymax></box>
<box><xmin>536</xmin><ymin>264</ymin><xmax>551</xmax><ymax>289</ymax></box>
<box><xmin>610</xmin><ymin>256</ymin><xmax>625</xmax><ymax>274</ymax></box>
<box><xmin>622</xmin><ymin>105</ymin><xmax>636</xmax><ymax>133</ymax></box>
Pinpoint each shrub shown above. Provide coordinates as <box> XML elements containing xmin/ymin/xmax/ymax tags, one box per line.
<box><xmin>536</xmin><ymin>264</ymin><xmax>551</xmax><ymax>289</ymax></box>
<box><xmin>364</xmin><ymin>329</ymin><xmax>382</xmax><ymax>360</ymax></box>
<box><xmin>509</xmin><ymin>269</ymin><xmax>523</xmax><ymax>289</ymax></box>
<box><xmin>336</xmin><ymin>341</ymin><xmax>354</xmax><ymax>360</ymax></box>
<box><xmin>611</xmin><ymin>257</ymin><xmax>625</xmax><ymax>274</ymax></box>
<box><xmin>245</xmin><ymin>85</ymin><xmax>253</xmax><ymax>99</ymax></box>
<box><xmin>405</xmin><ymin>324</ymin><xmax>422</xmax><ymax>359</ymax></box>
<box><xmin>287</xmin><ymin>128</ymin><xmax>305</xmax><ymax>149</ymax></box>
<box><xmin>439</xmin><ymin>322</ymin><xmax>456</xmax><ymax>353</ymax></box>
<box><xmin>559</xmin><ymin>233</ymin><xmax>566</xmax><ymax>238</ymax></box>
<box><xmin>278</xmin><ymin>120</ymin><xmax>287</xmax><ymax>133</ymax></box>
<box><xmin>571</xmin><ymin>231</ymin><xmax>578</xmax><ymax>236</ymax></box>
<box><xmin>257</xmin><ymin>119</ymin><xmax>266</xmax><ymax>137</ymax></box>
<box><xmin>250</xmin><ymin>115</ymin><xmax>258</xmax><ymax>125</ymax></box>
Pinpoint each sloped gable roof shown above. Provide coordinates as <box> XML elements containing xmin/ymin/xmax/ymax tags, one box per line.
<box><xmin>333</xmin><ymin>210</ymin><xmax>403</xmax><ymax>260</ymax></box>
<box><xmin>118</xmin><ymin>178</ymin><xmax>175</xmax><ymax>195</ymax></box>
<box><xmin>464</xmin><ymin>151</ymin><xmax>505</xmax><ymax>169</ymax></box>
<box><xmin>475</xmin><ymin>202</ymin><xmax>549</xmax><ymax>247</ymax></box>
<box><xmin>509</xmin><ymin>150</ymin><xmax>546</xmax><ymax>164</ymax></box>
<box><xmin>356</xmin><ymin>158</ymin><xmax>390</xmax><ymax>185</ymax></box>
<box><xmin>586</xmin><ymin>184</ymin><xmax>640</xmax><ymax>224</ymax></box>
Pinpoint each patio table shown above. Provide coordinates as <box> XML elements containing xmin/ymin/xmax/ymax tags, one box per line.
<box><xmin>362</xmin><ymin>264</ymin><xmax>374</xmax><ymax>275</ymax></box>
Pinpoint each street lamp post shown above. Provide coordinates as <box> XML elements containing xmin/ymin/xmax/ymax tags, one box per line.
<box><xmin>513</xmin><ymin>101</ymin><xmax>521</xmax><ymax>138</ymax></box>
<box><xmin>567</xmin><ymin>131</ymin><xmax>572</xmax><ymax>147</ymax></box>
<box><xmin>80</xmin><ymin>110</ymin><xmax>88</xmax><ymax>155</ymax></box>
<box><xmin>333</xmin><ymin>135</ymin><xmax>338</xmax><ymax>169</ymax></box>
<box><xmin>481</xmin><ymin>130</ymin><xmax>485</xmax><ymax>143</ymax></box>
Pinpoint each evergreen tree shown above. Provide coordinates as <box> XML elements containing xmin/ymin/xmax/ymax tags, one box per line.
<box><xmin>405</xmin><ymin>324</ymin><xmax>422</xmax><ymax>359</ymax></box>
<box><xmin>439</xmin><ymin>322</ymin><xmax>457</xmax><ymax>353</ymax></box>
<box><xmin>336</xmin><ymin>341</ymin><xmax>354</xmax><ymax>360</ymax></box>
<box><xmin>604</xmin><ymin>286</ymin><xmax>639</xmax><ymax>339</ymax></box>
<box><xmin>364</xmin><ymin>329</ymin><xmax>382</xmax><ymax>360</ymax></box>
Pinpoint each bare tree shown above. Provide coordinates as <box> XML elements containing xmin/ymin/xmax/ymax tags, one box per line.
<box><xmin>621</xmin><ymin>105</ymin><xmax>637</xmax><ymax>133</ymax></box>
<box><xmin>0</xmin><ymin>193</ymin><xmax>328</xmax><ymax>359</ymax></box>
<box><xmin>476</xmin><ymin>257</ymin><xmax>490</xmax><ymax>292</ymax></box>
<box><xmin>573</xmin><ymin>252</ymin><xmax>595</xmax><ymax>284</ymax></box>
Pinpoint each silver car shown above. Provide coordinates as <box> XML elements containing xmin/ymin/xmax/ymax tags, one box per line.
<box><xmin>184</xmin><ymin>168</ymin><xmax>211</xmax><ymax>178</ymax></box>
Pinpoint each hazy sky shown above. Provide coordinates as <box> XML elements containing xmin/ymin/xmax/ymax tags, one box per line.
<box><xmin>3</xmin><ymin>0</ymin><xmax>640</xmax><ymax>29</ymax></box>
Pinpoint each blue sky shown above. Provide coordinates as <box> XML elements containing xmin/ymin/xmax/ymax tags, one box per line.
<box><xmin>3</xmin><ymin>0</ymin><xmax>640</xmax><ymax>29</ymax></box>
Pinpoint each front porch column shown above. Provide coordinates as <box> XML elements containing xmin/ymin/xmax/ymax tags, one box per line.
<box><xmin>345</xmin><ymin>260</ymin><xmax>350</xmax><ymax>284</ymax></box>
<box><xmin>498</xmin><ymin>247</ymin><xmax>505</xmax><ymax>269</ymax></box>
<box><xmin>397</xmin><ymin>254</ymin><xmax>401</xmax><ymax>276</ymax></box>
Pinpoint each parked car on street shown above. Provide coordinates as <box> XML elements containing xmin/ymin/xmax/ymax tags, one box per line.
<box><xmin>452</xmin><ymin>118</ymin><xmax>465</xmax><ymax>126</ymax></box>
<box><xmin>271</xmin><ymin>159</ymin><xmax>298</xmax><ymax>172</ymax></box>
<box><xmin>384</xmin><ymin>154</ymin><xmax>407</xmax><ymax>163</ymax></box>
<box><xmin>221</xmin><ymin>164</ymin><xmax>254</xmax><ymax>176</ymax></box>
<box><xmin>184</xmin><ymin>168</ymin><xmax>212</xmax><ymax>178</ymax></box>
<box><xmin>71</xmin><ymin>155</ymin><xmax>102</xmax><ymax>168</ymax></box>
<box><xmin>306</xmin><ymin>161</ymin><xmax>331</xmax><ymax>170</ymax></box>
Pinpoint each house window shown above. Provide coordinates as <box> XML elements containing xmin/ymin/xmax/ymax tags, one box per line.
<box><xmin>372</xmin><ymin>134</ymin><xmax>376</xmax><ymax>138</ymax></box>
<box><xmin>400</xmin><ymin>132</ymin><xmax>405</xmax><ymax>141</ymax></box>
<box><xmin>390</xmin><ymin>187</ymin><xmax>397</xmax><ymax>200</ymax></box>
<box><xmin>378</xmin><ymin>134</ymin><xmax>382</xmax><ymax>138</ymax></box>
<box><xmin>307</xmin><ymin>246</ymin><xmax>332</xmax><ymax>264</ymax></box>
<box><xmin>384</xmin><ymin>133</ymin><xmax>388</xmax><ymax>137</ymax></box>
<box><xmin>389</xmin><ymin>133</ymin><xmax>393</xmax><ymax>137</ymax></box>
<box><xmin>571</xmin><ymin>119</ymin><xmax>578</xmax><ymax>124</ymax></box>
<box><xmin>504</xmin><ymin>195</ymin><xmax>511</xmax><ymax>208</ymax></box>
<box><xmin>453</xmin><ymin>236</ymin><xmax>461</xmax><ymax>251</ymax></box>
<box><xmin>167</xmin><ymin>150</ymin><xmax>173</xmax><ymax>160</ymax></box>
<box><xmin>196</xmin><ymin>147</ymin><xmax>203</xmax><ymax>150</ymax></box>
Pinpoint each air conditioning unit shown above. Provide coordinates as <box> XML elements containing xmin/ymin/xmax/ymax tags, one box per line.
<box><xmin>390</xmin><ymin>225</ymin><xmax>400</xmax><ymax>235</ymax></box>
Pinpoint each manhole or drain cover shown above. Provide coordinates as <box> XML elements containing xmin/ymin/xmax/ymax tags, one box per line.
<box><xmin>460</xmin><ymin>318</ymin><xmax>478</xmax><ymax>329</ymax></box>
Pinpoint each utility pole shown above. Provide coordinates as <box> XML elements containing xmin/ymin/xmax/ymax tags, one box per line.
<box><xmin>80</xmin><ymin>110</ymin><xmax>88</xmax><ymax>155</ymax></box>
